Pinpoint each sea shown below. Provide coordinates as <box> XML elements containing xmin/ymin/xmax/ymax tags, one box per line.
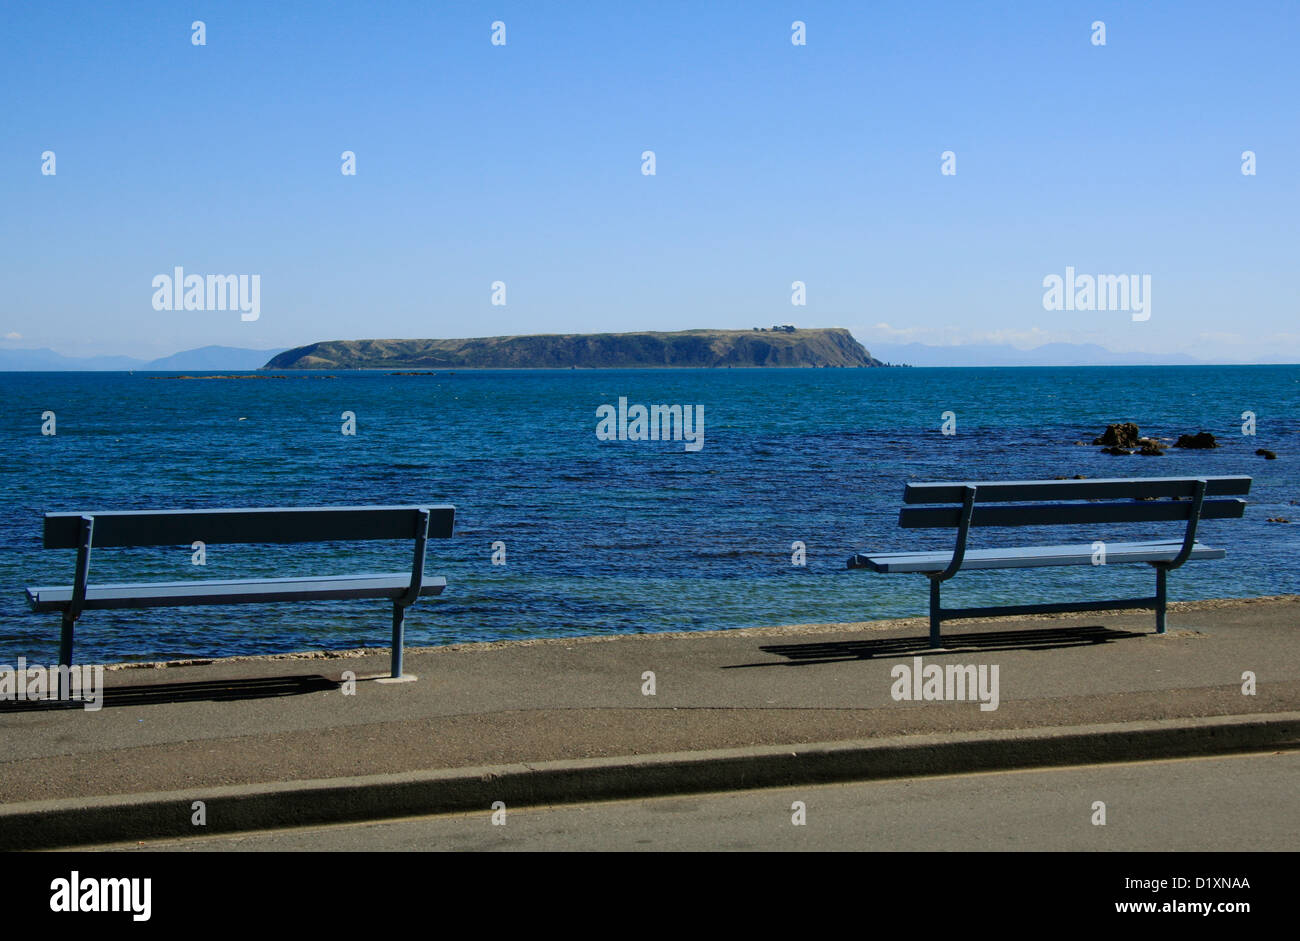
<box><xmin>1</xmin><ymin>365</ymin><xmax>1296</xmax><ymax>665</ymax></box>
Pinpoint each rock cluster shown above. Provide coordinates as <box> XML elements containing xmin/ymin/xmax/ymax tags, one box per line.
<box><xmin>1092</xmin><ymin>423</ymin><xmax>1167</xmax><ymax>456</ymax></box>
<box><xmin>1084</xmin><ymin>424</ymin><xmax>1279</xmax><ymax>459</ymax></box>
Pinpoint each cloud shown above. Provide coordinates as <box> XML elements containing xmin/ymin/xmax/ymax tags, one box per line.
<box><xmin>3</xmin><ymin>331</ymin><xmax>21</xmax><ymax>340</ymax></box>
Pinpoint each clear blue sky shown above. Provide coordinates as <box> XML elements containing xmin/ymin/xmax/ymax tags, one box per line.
<box><xmin>2</xmin><ymin>1</ymin><xmax>1296</xmax><ymax>361</ymax></box>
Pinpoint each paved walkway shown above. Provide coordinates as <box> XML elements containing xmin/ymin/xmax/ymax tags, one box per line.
<box><xmin>1</xmin><ymin>596</ymin><xmax>1297</xmax><ymax>846</ymax></box>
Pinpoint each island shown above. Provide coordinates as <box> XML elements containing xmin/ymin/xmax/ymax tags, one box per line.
<box><xmin>262</xmin><ymin>328</ymin><xmax>886</xmax><ymax>370</ymax></box>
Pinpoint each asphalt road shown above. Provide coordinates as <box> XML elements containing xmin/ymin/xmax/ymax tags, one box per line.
<box><xmin>89</xmin><ymin>749</ymin><xmax>1300</xmax><ymax>852</ymax></box>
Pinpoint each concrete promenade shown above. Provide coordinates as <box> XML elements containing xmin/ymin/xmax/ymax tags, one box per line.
<box><xmin>1</xmin><ymin>595</ymin><xmax>1297</xmax><ymax>848</ymax></box>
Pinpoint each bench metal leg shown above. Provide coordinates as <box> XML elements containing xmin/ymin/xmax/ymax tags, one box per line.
<box><xmin>929</xmin><ymin>577</ymin><xmax>942</xmax><ymax>647</ymax></box>
<box><xmin>390</xmin><ymin>603</ymin><xmax>406</xmax><ymax>679</ymax></box>
<box><xmin>58</xmin><ymin>612</ymin><xmax>75</xmax><ymax>698</ymax></box>
<box><xmin>1155</xmin><ymin>567</ymin><xmax>1168</xmax><ymax>634</ymax></box>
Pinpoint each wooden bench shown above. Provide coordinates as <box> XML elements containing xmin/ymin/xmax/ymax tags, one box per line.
<box><xmin>847</xmin><ymin>477</ymin><xmax>1251</xmax><ymax>646</ymax></box>
<box><xmin>25</xmin><ymin>505</ymin><xmax>455</xmax><ymax>689</ymax></box>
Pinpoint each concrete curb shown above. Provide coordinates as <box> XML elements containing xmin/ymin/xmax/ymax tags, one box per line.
<box><xmin>7</xmin><ymin>711</ymin><xmax>1300</xmax><ymax>850</ymax></box>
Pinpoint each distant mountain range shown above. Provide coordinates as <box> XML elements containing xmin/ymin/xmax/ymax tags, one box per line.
<box><xmin>0</xmin><ymin>337</ymin><xmax>1256</xmax><ymax>371</ymax></box>
<box><xmin>265</xmin><ymin>329</ymin><xmax>884</xmax><ymax>369</ymax></box>
<box><xmin>868</xmin><ymin>341</ymin><xmax>1211</xmax><ymax>367</ymax></box>
<box><xmin>0</xmin><ymin>345</ymin><xmax>287</xmax><ymax>371</ymax></box>
<box><xmin>144</xmin><ymin>346</ymin><xmax>289</xmax><ymax>370</ymax></box>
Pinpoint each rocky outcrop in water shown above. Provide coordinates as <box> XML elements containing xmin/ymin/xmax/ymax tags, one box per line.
<box><xmin>1093</xmin><ymin>423</ymin><xmax>1142</xmax><ymax>448</ymax></box>
<box><xmin>1174</xmin><ymin>431</ymin><xmax>1219</xmax><ymax>449</ymax></box>
<box><xmin>1092</xmin><ymin>423</ymin><xmax>1167</xmax><ymax>455</ymax></box>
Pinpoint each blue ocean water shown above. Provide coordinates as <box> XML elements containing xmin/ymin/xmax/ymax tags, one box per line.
<box><xmin>1</xmin><ymin>366</ymin><xmax>1296</xmax><ymax>664</ymax></box>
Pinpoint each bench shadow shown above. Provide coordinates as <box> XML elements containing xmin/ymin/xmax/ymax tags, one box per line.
<box><xmin>729</xmin><ymin>624</ymin><xmax>1146</xmax><ymax>668</ymax></box>
<box><xmin>0</xmin><ymin>674</ymin><xmax>340</xmax><ymax>711</ymax></box>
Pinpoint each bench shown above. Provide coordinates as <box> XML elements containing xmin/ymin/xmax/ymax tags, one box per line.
<box><xmin>24</xmin><ymin>505</ymin><xmax>455</xmax><ymax>690</ymax></box>
<box><xmin>847</xmin><ymin>477</ymin><xmax>1251</xmax><ymax>646</ymax></box>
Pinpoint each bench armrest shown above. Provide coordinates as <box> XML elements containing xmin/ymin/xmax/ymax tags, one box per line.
<box><xmin>396</xmin><ymin>508</ymin><xmax>431</xmax><ymax>606</ymax></box>
<box><xmin>1161</xmin><ymin>479</ymin><xmax>1208</xmax><ymax>571</ymax></box>
<box><xmin>935</xmin><ymin>486</ymin><xmax>977</xmax><ymax>581</ymax></box>
<box><xmin>67</xmin><ymin>515</ymin><xmax>95</xmax><ymax>620</ymax></box>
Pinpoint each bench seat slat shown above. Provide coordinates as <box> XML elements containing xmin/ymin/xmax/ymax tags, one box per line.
<box><xmin>899</xmin><ymin>498</ymin><xmax>1246</xmax><ymax>529</ymax></box>
<box><xmin>903</xmin><ymin>476</ymin><xmax>1252</xmax><ymax>504</ymax></box>
<box><xmin>849</xmin><ymin>540</ymin><xmax>1224</xmax><ymax>573</ymax></box>
<box><xmin>42</xmin><ymin>505</ymin><xmax>456</xmax><ymax>549</ymax></box>
<box><xmin>25</xmin><ymin>574</ymin><xmax>447</xmax><ymax>612</ymax></box>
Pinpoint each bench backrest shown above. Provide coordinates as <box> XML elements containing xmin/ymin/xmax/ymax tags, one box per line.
<box><xmin>899</xmin><ymin>477</ymin><xmax>1251</xmax><ymax>529</ymax></box>
<box><xmin>42</xmin><ymin>506</ymin><xmax>456</xmax><ymax>549</ymax></box>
